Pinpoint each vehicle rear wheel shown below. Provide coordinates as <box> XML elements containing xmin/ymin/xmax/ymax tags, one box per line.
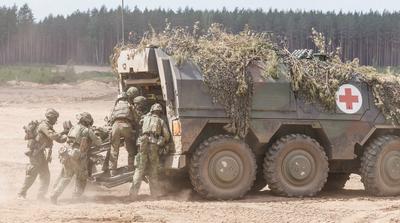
<box><xmin>323</xmin><ymin>173</ymin><xmax>350</xmax><ymax>191</ymax></box>
<box><xmin>263</xmin><ymin>134</ymin><xmax>329</xmax><ymax>197</ymax></box>
<box><xmin>189</xmin><ymin>135</ymin><xmax>256</xmax><ymax>200</ymax></box>
<box><xmin>361</xmin><ymin>135</ymin><xmax>400</xmax><ymax>196</ymax></box>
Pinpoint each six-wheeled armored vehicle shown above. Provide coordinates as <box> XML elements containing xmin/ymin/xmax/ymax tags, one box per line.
<box><xmin>92</xmin><ymin>46</ymin><xmax>400</xmax><ymax>200</ymax></box>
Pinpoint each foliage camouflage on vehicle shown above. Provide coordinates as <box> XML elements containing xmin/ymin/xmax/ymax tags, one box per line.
<box><xmin>111</xmin><ymin>23</ymin><xmax>400</xmax><ymax>137</ymax></box>
<box><xmin>280</xmin><ymin>28</ymin><xmax>400</xmax><ymax>122</ymax></box>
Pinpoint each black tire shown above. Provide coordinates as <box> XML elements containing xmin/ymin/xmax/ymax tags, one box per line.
<box><xmin>361</xmin><ymin>135</ymin><xmax>400</xmax><ymax>196</ymax></box>
<box><xmin>323</xmin><ymin>173</ymin><xmax>350</xmax><ymax>191</ymax></box>
<box><xmin>189</xmin><ymin>135</ymin><xmax>256</xmax><ymax>200</ymax></box>
<box><xmin>263</xmin><ymin>134</ymin><xmax>329</xmax><ymax>197</ymax></box>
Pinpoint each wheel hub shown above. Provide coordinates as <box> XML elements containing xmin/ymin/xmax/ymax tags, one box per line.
<box><xmin>286</xmin><ymin>154</ymin><xmax>312</xmax><ymax>180</ymax></box>
<box><xmin>283</xmin><ymin>150</ymin><xmax>315</xmax><ymax>184</ymax></box>
<box><xmin>384</xmin><ymin>152</ymin><xmax>400</xmax><ymax>181</ymax></box>
<box><xmin>209</xmin><ymin>150</ymin><xmax>243</xmax><ymax>187</ymax></box>
<box><xmin>214</xmin><ymin>156</ymin><xmax>240</xmax><ymax>182</ymax></box>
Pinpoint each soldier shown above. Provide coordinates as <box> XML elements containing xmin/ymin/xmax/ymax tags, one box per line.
<box><xmin>129</xmin><ymin>103</ymin><xmax>170</xmax><ymax>199</ymax></box>
<box><xmin>130</xmin><ymin>95</ymin><xmax>148</xmax><ymax>148</ymax></box>
<box><xmin>50</xmin><ymin>112</ymin><xmax>101</xmax><ymax>204</ymax></box>
<box><xmin>17</xmin><ymin>108</ymin><xmax>67</xmax><ymax>200</ymax></box>
<box><xmin>108</xmin><ymin>87</ymin><xmax>140</xmax><ymax>176</ymax></box>
<box><xmin>132</xmin><ymin>96</ymin><xmax>148</xmax><ymax>125</ymax></box>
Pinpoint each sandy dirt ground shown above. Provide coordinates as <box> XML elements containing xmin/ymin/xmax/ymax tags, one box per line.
<box><xmin>0</xmin><ymin>82</ymin><xmax>400</xmax><ymax>223</ymax></box>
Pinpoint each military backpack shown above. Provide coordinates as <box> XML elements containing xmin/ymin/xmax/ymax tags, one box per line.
<box><xmin>23</xmin><ymin>120</ymin><xmax>40</xmax><ymax>140</ymax></box>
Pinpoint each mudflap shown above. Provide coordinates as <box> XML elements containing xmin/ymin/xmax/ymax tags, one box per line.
<box><xmin>89</xmin><ymin>166</ymin><xmax>134</xmax><ymax>188</ymax></box>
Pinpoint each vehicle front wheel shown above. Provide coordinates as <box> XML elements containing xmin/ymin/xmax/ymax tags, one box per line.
<box><xmin>189</xmin><ymin>135</ymin><xmax>256</xmax><ymax>200</ymax></box>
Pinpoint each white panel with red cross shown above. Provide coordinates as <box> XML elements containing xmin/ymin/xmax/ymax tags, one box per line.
<box><xmin>335</xmin><ymin>84</ymin><xmax>363</xmax><ymax>114</ymax></box>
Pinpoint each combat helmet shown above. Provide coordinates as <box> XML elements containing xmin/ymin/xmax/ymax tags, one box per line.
<box><xmin>45</xmin><ymin>108</ymin><xmax>59</xmax><ymax>119</ymax></box>
<box><xmin>150</xmin><ymin>103</ymin><xmax>163</xmax><ymax>113</ymax></box>
<box><xmin>126</xmin><ymin>87</ymin><xmax>139</xmax><ymax>99</ymax></box>
<box><xmin>77</xmin><ymin>112</ymin><xmax>94</xmax><ymax>127</ymax></box>
<box><xmin>133</xmin><ymin>96</ymin><xmax>146</xmax><ymax>105</ymax></box>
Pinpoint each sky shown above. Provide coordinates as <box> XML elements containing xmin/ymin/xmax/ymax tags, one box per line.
<box><xmin>2</xmin><ymin>0</ymin><xmax>400</xmax><ymax>21</ymax></box>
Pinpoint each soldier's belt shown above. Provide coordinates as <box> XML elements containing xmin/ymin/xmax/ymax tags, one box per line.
<box><xmin>142</xmin><ymin>132</ymin><xmax>160</xmax><ymax>137</ymax></box>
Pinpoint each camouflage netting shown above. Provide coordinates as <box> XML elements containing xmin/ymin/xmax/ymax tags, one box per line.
<box><xmin>278</xmin><ymin>28</ymin><xmax>400</xmax><ymax>123</ymax></box>
<box><xmin>111</xmin><ymin>23</ymin><xmax>400</xmax><ymax>138</ymax></box>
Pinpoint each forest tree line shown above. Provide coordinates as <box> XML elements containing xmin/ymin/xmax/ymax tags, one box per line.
<box><xmin>1</xmin><ymin>4</ymin><xmax>400</xmax><ymax>66</ymax></box>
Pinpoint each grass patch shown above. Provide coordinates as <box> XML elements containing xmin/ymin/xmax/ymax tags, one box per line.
<box><xmin>0</xmin><ymin>65</ymin><xmax>115</xmax><ymax>84</ymax></box>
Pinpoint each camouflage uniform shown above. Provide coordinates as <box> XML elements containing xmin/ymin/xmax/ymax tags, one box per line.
<box><xmin>129</xmin><ymin>103</ymin><xmax>170</xmax><ymax>198</ymax></box>
<box><xmin>132</xmin><ymin>96</ymin><xmax>147</xmax><ymax>122</ymax></box>
<box><xmin>18</xmin><ymin>108</ymin><xmax>66</xmax><ymax>199</ymax></box>
<box><xmin>108</xmin><ymin>87</ymin><xmax>140</xmax><ymax>175</ymax></box>
<box><xmin>50</xmin><ymin>112</ymin><xmax>101</xmax><ymax>204</ymax></box>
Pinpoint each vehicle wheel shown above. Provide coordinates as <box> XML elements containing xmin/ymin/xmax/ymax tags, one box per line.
<box><xmin>323</xmin><ymin>173</ymin><xmax>350</xmax><ymax>191</ymax></box>
<box><xmin>189</xmin><ymin>135</ymin><xmax>256</xmax><ymax>200</ymax></box>
<box><xmin>263</xmin><ymin>134</ymin><xmax>329</xmax><ymax>197</ymax></box>
<box><xmin>361</xmin><ymin>135</ymin><xmax>400</xmax><ymax>196</ymax></box>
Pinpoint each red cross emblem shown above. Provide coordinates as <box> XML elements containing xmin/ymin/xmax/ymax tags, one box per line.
<box><xmin>336</xmin><ymin>84</ymin><xmax>363</xmax><ymax>114</ymax></box>
<box><xmin>339</xmin><ymin>88</ymin><xmax>359</xmax><ymax>110</ymax></box>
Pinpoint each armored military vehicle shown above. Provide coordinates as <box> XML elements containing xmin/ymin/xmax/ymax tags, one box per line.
<box><xmin>94</xmin><ymin>46</ymin><xmax>400</xmax><ymax>200</ymax></box>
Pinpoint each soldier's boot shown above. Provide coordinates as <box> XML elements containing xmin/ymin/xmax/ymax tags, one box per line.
<box><xmin>18</xmin><ymin>164</ymin><xmax>39</xmax><ymax>200</ymax></box>
<box><xmin>148</xmin><ymin>173</ymin><xmax>162</xmax><ymax>198</ymax></box>
<box><xmin>51</xmin><ymin>176</ymin><xmax>72</xmax><ymax>205</ymax></box>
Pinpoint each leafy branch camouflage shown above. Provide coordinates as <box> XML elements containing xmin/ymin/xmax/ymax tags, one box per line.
<box><xmin>280</xmin><ymin>28</ymin><xmax>400</xmax><ymax>123</ymax></box>
<box><xmin>134</xmin><ymin>22</ymin><xmax>278</xmax><ymax>138</ymax></box>
<box><xmin>111</xmin><ymin>23</ymin><xmax>400</xmax><ymax>137</ymax></box>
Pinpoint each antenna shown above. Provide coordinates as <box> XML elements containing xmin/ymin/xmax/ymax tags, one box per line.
<box><xmin>121</xmin><ymin>0</ymin><xmax>125</xmax><ymax>45</ymax></box>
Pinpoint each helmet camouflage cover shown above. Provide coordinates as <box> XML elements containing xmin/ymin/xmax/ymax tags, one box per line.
<box><xmin>126</xmin><ymin>87</ymin><xmax>139</xmax><ymax>99</ymax></box>
<box><xmin>150</xmin><ymin>103</ymin><xmax>163</xmax><ymax>112</ymax></box>
<box><xmin>45</xmin><ymin>108</ymin><xmax>59</xmax><ymax>119</ymax></box>
<box><xmin>133</xmin><ymin>96</ymin><xmax>146</xmax><ymax>105</ymax></box>
<box><xmin>76</xmin><ymin>112</ymin><xmax>94</xmax><ymax>126</ymax></box>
